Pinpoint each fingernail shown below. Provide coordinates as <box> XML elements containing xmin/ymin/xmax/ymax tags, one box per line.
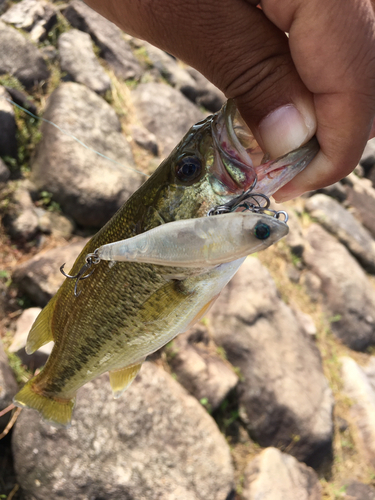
<box><xmin>259</xmin><ymin>104</ymin><xmax>315</xmax><ymax>159</ymax></box>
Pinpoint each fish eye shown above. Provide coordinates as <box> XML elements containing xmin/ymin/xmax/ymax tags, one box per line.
<box><xmin>175</xmin><ymin>156</ymin><xmax>202</xmax><ymax>182</ymax></box>
<box><xmin>254</xmin><ymin>222</ymin><xmax>271</xmax><ymax>240</ymax></box>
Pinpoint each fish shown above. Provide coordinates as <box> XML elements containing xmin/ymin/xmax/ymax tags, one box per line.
<box><xmin>13</xmin><ymin>100</ymin><xmax>319</xmax><ymax>426</ymax></box>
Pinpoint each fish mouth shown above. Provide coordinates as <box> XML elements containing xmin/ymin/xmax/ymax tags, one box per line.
<box><xmin>211</xmin><ymin>99</ymin><xmax>319</xmax><ymax>198</ymax></box>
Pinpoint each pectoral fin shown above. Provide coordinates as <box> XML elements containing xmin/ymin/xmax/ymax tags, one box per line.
<box><xmin>26</xmin><ymin>296</ymin><xmax>56</xmax><ymax>354</ymax></box>
<box><xmin>109</xmin><ymin>362</ymin><xmax>143</xmax><ymax>399</ymax></box>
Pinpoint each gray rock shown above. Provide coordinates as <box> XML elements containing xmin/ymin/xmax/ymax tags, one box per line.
<box><xmin>0</xmin><ymin>0</ymin><xmax>8</xmax><ymax>15</ymax></box>
<box><xmin>63</xmin><ymin>0</ymin><xmax>141</xmax><ymax>80</ymax></box>
<box><xmin>4</xmin><ymin>181</ymin><xmax>39</xmax><ymax>240</ymax></box>
<box><xmin>346</xmin><ymin>174</ymin><xmax>375</xmax><ymax>238</ymax></box>
<box><xmin>0</xmin><ymin>339</ymin><xmax>18</xmax><ymax>430</ymax></box>
<box><xmin>13</xmin><ymin>362</ymin><xmax>234</xmax><ymax>500</ymax></box>
<box><xmin>284</xmin><ymin>206</ymin><xmax>305</xmax><ymax>256</ymax></box>
<box><xmin>304</xmin><ymin>224</ymin><xmax>375</xmax><ymax>350</ymax></box>
<box><xmin>12</xmin><ymin>238</ymin><xmax>87</xmax><ymax>306</ymax></box>
<box><xmin>1</xmin><ymin>0</ymin><xmax>57</xmax><ymax>42</ymax></box>
<box><xmin>31</xmin><ymin>82</ymin><xmax>143</xmax><ymax>227</ymax></box>
<box><xmin>0</xmin><ymin>86</ymin><xmax>17</xmax><ymax>158</ymax></box>
<box><xmin>0</xmin><ymin>157</ymin><xmax>10</xmax><ymax>182</ymax></box>
<box><xmin>36</xmin><ymin>210</ymin><xmax>75</xmax><ymax>239</ymax></box>
<box><xmin>242</xmin><ymin>447</ymin><xmax>322</xmax><ymax>500</ymax></box>
<box><xmin>130</xmin><ymin>124</ymin><xmax>159</xmax><ymax>155</ymax></box>
<box><xmin>341</xmin><ymin>357</ymin><xmax>375</xmax><ymax>467</ymax></box>
<box><xmin>301</xmin><ymin>271</ymin><xmax>322</xmax><ymax>303</ymax></box>
<box><xmin>40</xmin><ymin>44</ymin><xmax>57</xmax><ymax>61</ymax></box>
<box><xmin>58</xmin><ymin>29</ymin><xmax>111</xmax><ymax>95</ymax></box>
<box><xmin>4</xmin><ymin>86</ymin><xmax>37</xmax><ymax>115</ymax></box>
<box><xmin>8</xmin><ymin>307</ymin><xmax>52</xmax><ymax>369</ymax></box>
<box><xmin>305</xmin><ymin>193</ymin><xmax>375</xmax><ymax>273</ymax></box>
<box><xmin>209</xmin><ymin>258</ymin><xmax>334</xmax><ymax>463</ymax></box>
<box><xmin>316</xmin><ymin>181</ymin><xmax>347</xmax><ymax>202</ymax></box>
<box><xmin>167</xmin><ymin>325</ymin><xmax>239</xmax><ymax>411</ymax></box>
<box><xmin>0</xmin><ymin>20</ymin><xmax>49</xmax><ymax>88</ymax></box>
<box><xmin>9</xmin><ymin>208</ymin><xmax>39</xmax><ymax>240</ymax></box>
<box><xmin>344</xmin><ymin>481</ymin><xmax>375</xmax><ymax>500</ymax></box>
<box><xmin>132</xmin><ymin>82</ymin><xmax>205</xmax><ymax>157</ymax></box>
<box><xmin>143</xmin><ymin>42</ymin><xmax>198</xmax><ymax>93</ymax></box>
<box><xmin>360</xmin><ymin>137</ymin><xmax>375</xmax><ymax>172</ymax></box>
<box><xmin>1</xmin><ymin>0</ymin><xmax>54</xmax><ymax>30</ymax></box>
<box><xmin>186</xmin><ymin>67</ymin><xmax>226</xmax><ymax>112</ymax></box>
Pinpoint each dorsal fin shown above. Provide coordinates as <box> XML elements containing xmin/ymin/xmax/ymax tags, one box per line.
<box><xmin>109</xmin><ymin>362</ymin><xmax>143</xmax><ymax>399</ymax></box>
<box><xmin>26</xmin><ymin>297</ymin><xmax>56</xmax><ymax>354</ymax></box>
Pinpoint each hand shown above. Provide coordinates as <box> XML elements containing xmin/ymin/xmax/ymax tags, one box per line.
<box><xmin>84</xmin><ymin>0</ymin><xmax>375</xmax><ymax>200</ymax></box>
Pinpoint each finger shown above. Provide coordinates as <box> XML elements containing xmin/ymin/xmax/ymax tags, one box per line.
<box><xmin>260</xmin><ymin>0</ymin><xmax>375</xmax><ymax>199</ymax></box>
<box><xmin>85</xmin><ymin>0</ymin><xmax>317</xmax><ymax>159</ymax></box>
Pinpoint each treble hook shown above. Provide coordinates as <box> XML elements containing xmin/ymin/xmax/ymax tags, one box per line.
<box><xmin>60</xmin><ymin>252</ymin><xmax>100</xmax><ymax>297</ymax></box>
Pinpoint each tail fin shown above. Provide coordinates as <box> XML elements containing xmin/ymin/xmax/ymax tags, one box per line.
<box><xmin>14</xmin><ymin>381</ymin><xmax>75</xmax><ymax>427</ymax></box>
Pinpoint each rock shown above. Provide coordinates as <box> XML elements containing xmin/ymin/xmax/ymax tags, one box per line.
<box><xmin>4</xmin><ymin>86</ymin><xmax>37</xmax><ymax>115</ymax></box>
<box><xmin>301</xmin><ymin>271</ymin><xmax>322</xmax><ymax>303</ymax></box>
<box><xmin>209</xmin><ymin>257</ymin><xmax>334</xmax><ymax>464</ymax></box>
<box><xmin>167</xmin><ymin>325</ymin><xmax>239</xmax><ymax>411</ymax></box>
<box><xmin>1</xmin><ymin>0</ymin><xmax>57</xmax><ymax>42</ymax></box>
<box><xmin>316</xmin><ymin>181</ymin><xmax>347</xmax><ymax>202</ymax></box>
<box><xmin>344</xmin><ymin>480</ymin><xmax>375</xmax><ymax>500</ymax></box>
<box><xmin>4</xmin><ymin>182</ymin><xmax>39</xmax><ymax>240</ymax></box>
<box><xmin>341</xmin><ymin>357</ymin><xmax>375</xmax><ymax>467</ymax></box>
<box><xmin>63</xmin><ymin>0</ymin><xmax>142</xmax><ymax>80</ymax></box>
<box><xmin>132</xmin><ymin>82</ymin><xmax>205</xmax><ymax>157</ymax></box>
<box><xmin>40</xmin><ymin>44</ymin><xmax>57</xmax><ymax>62</ymax></box>
<box><xmin>9</xmin><ymin>208</ymin><xmax>39</xmax><ymax>240</ymax></box>
<box><xmin>346</xmin><ymin>174</ymin><xmax>375</xmax><ymax>238</ymax></box>
<box><xmin>360</xmin><ymin>138</ymin><xmax>375</xmax><ymax>173</ymax></box>
<box><xmin>36</xmin><ymin>210</ymin><xmax>75</xmax><ymax>239</ymax></box>
<box><xmin>0</xmin><ymin>340</ymin><xmax>18</xmax><ymax>430</ymax></box>
<box><xmin>242</xmin><ymin>448</ymin><xmax>322</xmax><ymax>500</ymax></box>
<box><xmin>0</xmin><ymin>86</ymin><xmax>17</xmax><ymax>158</ymax></box>
<box><xmin>0</xmin><ymin>20</ymin><xmax>49</xmax><ymax>88</ymax></box>
<box><xmin>284</xmin><ymin>207</ymin><xmax>305</xmax><ymax>256</ymax></box>
<box><xmin>31</xmin><ymin>82</ymin><xmax>143</xmax><ymax>227</ymax></box>
<box><xmin>304</xmin><ymin>224</ymin><xmax>375</xmax><ymax>350</ymax></box>
<box><xmin>305</xmin><ymin>193</ymin><xmax>375</xmax><ymax>273</ymax></box>
<box><xmin>293</xmin><ymin>308</ymin><xmax>317</xmax><ymax>337</ymax></box>
<box><xmin>0</xmin><ymin>0</ymin><xmax>8</xmax><ymax>15</ymax></box>
<box><xmin>129</xmin><ymin>124</ymin><xmax>159</xmax><ymax>155</ymax></box>
<box><xmin>8</xmin><ymin>307</ymin><xmax>52</xmax><ymax>369</ymax></box>
<box><xmin>58</xmin><ymin>29</ymin><xmax>111</xmax><ymax>95</ymax></box>
<box><xmin>12</xmin><ymin>238</ymin><xmax>87</xmax><ymax>307</ymax></box>
<box><xmin>186</xmin><ymin>68</ymin><xmax>226</xmax><ymax>112</ymax></box>
<box><xmin>1</xmin><ymin>0</ymin><xmax>55</xmax><ymax>31</ymax></box>
<box><xmin>143</xmin><ymin>42</ymin><xmax>198</xmax><ymax>94</ymax></box>
<box><xmin>12</xmin><ymin>362</ymin><xmax>234</xmax><ymax>500</ymax></box>
<box><xmin>0</xmin><ymin>157</ymin><xmax>10</xmax><ymax>182</ymax></box>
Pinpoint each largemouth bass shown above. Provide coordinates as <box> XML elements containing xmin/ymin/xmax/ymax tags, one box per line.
<box><xmin>14</xmin><ymin>100</ymin><xmax>319</xmax><ymax>426</ymax></box>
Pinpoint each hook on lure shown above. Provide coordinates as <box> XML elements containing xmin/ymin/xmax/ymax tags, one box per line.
<box><xmin>60</xmin><ymin>252</ymin><xmax>100</xmax><ymax>296</ymax></box>
<box><xmin>207</xmin><ymin>185</ymin><xmax>289</xmax><ymax>222</ymax></box>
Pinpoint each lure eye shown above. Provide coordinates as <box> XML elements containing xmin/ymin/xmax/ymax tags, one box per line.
<box><xmin>254</xmin><ymin>222</ymin><xmax>271</xmax><ymax>240</ymax></box>
<box><xmin>176</xmin><ymin>156</ymin><xmax>202</xmax><ymax>182</ymax></box>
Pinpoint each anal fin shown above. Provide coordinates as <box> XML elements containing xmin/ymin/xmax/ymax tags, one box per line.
<box><xmin>26</xmin><ymin>297</ymin><xmax>56</xmax><ymax>354</ymax></box>
<box><xmin>109</xmin><ymin>362</ymin><xmax>143</xmax><ymax>399</ymax></box>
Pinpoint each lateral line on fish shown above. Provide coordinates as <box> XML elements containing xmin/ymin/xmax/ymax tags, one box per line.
<box><xmin>2</xmin><ymin>96</ymin><xmax>150</xmax><ymax>178</ymax></box>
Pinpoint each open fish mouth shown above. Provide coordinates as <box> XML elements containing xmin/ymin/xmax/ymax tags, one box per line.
<box><xmin>211</xmin><ymin>99</ymin><xmax>319</xmax><ymax>197</ymax></box>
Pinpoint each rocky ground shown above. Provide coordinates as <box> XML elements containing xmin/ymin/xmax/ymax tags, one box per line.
<box><xmin>0</xmin><ymin>1</ymin><xmax>375</xmax><ymax>499</ymax></box>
